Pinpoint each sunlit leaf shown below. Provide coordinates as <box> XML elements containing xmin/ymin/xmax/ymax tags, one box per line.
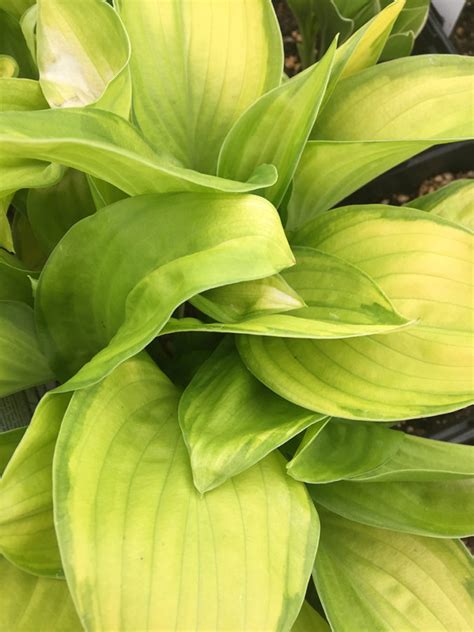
<box><xmin>37</xmin><ymin>0</ymin><xmax>131</xmax><ymax>115</ymax></box>
<box><xmin>54</xmin><ymin>354</ymin><xmax>319</xmax><ymax>631</ymax></box>
<box><xmin>314</xmin><ymin>508</ymin><xmax>474</xmax><ymax>631</ymax></box>
<box><xmin>117</xmin><ymin>0</ymin><xmax>282</xmax><ymax>173</ymax></box>
<box><xmin>0</xmin><ymin>392</ymin><xmax>69</xmax><ymax>575</ymax></box>
<box><xmin>239</xmin><ymin>206</ymin><xmax>474</xmax><ymax>420</ymax></box>
<box><xmin>408</xmin><ymin>179</ymin><xmax>474</xmax><ymax>229</ymax></box>
<box><xmin>0</xmin><ymin>556</ymin><xmax>81</xmax><ymax>630</ymax></box>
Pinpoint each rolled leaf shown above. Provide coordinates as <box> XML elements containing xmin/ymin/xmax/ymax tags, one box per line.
<box><xmin>238</xmin><ymin>206</ymin><xmax>474</xmax><ymax>420</ymax></box>
<box><xmin>179</xmin><ymin>338</ymin><xmax>325</xmax><ymax>492</ymax></box>
<box><xmin>0</xmin><ymin>108</ymin><xmax>277</xmax><ymax>197</ymax></box>
<box><xmin>0</xmin><ymin>8</ymin><xmax>36</xmax><ymax>77</ymax></box>
<box><xmin>314</xmin><ymin>508</ymin><xmax>474</xmax><ymax>632</ymax></box>
<box><xmin>0</xmin><ymin>392</ymin><xmax>69</xmax><ymax>575</ymax></box>
<box><xmin>117</xmin><ymin>0</ymin><xmax>282</xmax><ymax>173</ymax></box>
<box><xmin>0</xmin><ymin>250</ymin><xmax>33</xmax><ymax>304</ymax></box>
<box><xmin>54</xmin><ymin>353</ymin><xmax>319</xmax><ymax>631</ymax></box>
<box><xmin>36</xmin><ymin>192</ymin><xmax>294</xmax><ymax>390</ymax></box>
<box><xmin>37</xmin><ymin>0</ymin><xmax>131</xmax><ymax>115</ymax></box>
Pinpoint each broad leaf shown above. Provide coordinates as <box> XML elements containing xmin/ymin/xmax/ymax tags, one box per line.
<box><xmin>37</xmin><ymin>0</ymin><xmax>131</xmax><ymax>115</ymax></box>
<box><xmin>0</xmin><ymin>78</ymin><xmax>47</xmax><ymax>111</ymax></box>
<box><xmin>289</xmin><ymin>420</ymin><xmax>474</xmax><ymax>483</ymax></box>
<box><xmin>117</xmin><ymin>0</ymin><xmax>282</xmax><ymax>173</ymax></box>
<box><xmin>36</xmin><ymin>192</ymin><xmax>294</xmax><ymax>390</ymax></box>
<box><xmin>0</xmin><ymin>426</ymin><xmax>26</xmax><ymax>474</ymax></box>
<box><xmin>0</xmin><ymin>301</ymin><xmax>53</xmax><ymax>397</ymax></box>
<box><xmin>54</xmin><ymin>353</ymin><xmax>319</xmax><ymax>631</ymax></box>
<box><xmin>218</xmin><ymin>41</ymin><xmax>336</xmax><ymax>207</ymax></box>
<box><xmin>0</xmin><ymin>0</ymin><xmax>33</xmax><ymax>18</ymax></box>
<box><xmin>311</xmin><ymin>478</ymin><xmax>474</xmax><ymax>537</ymax></box>
<box><xmin>291</xmin><ymin>601</ymin><xmax>330</xmax><ymax>632</ymax></box>
<box><xmin>408</xmin><ymin>179</ymin><xmax>474</xmax><ymax>229</ymax></box>
<box><xmin>179</xmin><ymin>338</ymin><xmax>325</xmax><ymax>492</ymax></box>
<box><xmin>314</xmin><ymin>508</ymin><xmax>474</xmax><ymax>632</ymax></box>
<box><xmin>0</xmin><ymin>393</ymin><xmax>69</xmax><ymax>575</ymax></box>
<box><xmin>0</xmin><ymin>556</ymin><xmax>81</xmax><ymax>630</ymax></box>
<box><xmin>239</xmin><ymin>207</ymin><xmax>474</xmax><ymax>420</ymax></box>
<box><xmin>0</xmin><ymin>108</ymin><xmax>277</xmax><ymax>198</ymax></box>
<box><xmin>163</xmin><ymin>245</ymin><xmax>410</xmax><ymax>339</ymax></box>
<box><xmin>287</xmin><ymin>55</ymin><xmax>474</xmax><ymax>228</ymax></box>
<box><xmin>27</xmin><ymin>168</ymin><xmax>95</xmax><ymax>255</ymax></box>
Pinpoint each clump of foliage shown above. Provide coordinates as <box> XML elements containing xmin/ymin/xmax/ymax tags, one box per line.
<box><xmin>288</xmin><ymin>0</ymin><xmax>430</xmax><ymax>67</ymax></box>
<box><xmin>0</xmin><ymin>0</ymin><xmax>473</xmax><ymax>630</ymax></box>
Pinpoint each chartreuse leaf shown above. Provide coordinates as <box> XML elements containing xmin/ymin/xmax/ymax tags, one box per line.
<box><xmin>117</xmin><ymin>0</ymin><xmax>282</xmax><ymax>173</ymax></box>
<box><xmin>0</xmin><ymin>250</ymin><xmax>33</xmax><ymax>304</ymax></box>
<box><xmin>408</xmin><ymin>179</ymin><xmax>474</xmax><ymax>229</ymax></box>
<box><xmin>0</xmin><ymin>108</ymin><xmax>277</xmax><ymax>197</ymax></box>
<box><xmin>0</xmin><ymin>78</ymin><xmax>47</xmax><ymax>112</ymax></box>
<box><xmin>54</xmin><ymin>354</ymin><xmax>319</xmax><ymax>631</ymax></box>
<box><xmin>288</xmin><ymin>421</ymin><xmax>403</xmax><ymax>484</ymax></box>
<box><xmin>287</xmin><ymin>55</ymin><xmax>474</xmax><ymax>229</ymax></box>
<box><xmin>0</xmin><ymin>54</ymin><xmax>18</xmax><ymax>77</ymax></box>
<box><xmin>239</xmin><ymin>206</ymin><xmax>474</xmax><ymax>420</ymax></box>
<box><xmin>314</xmin><ymin>508</ymin><xmax>474</xmax><ymax>632</ymax></box>
<box><xmin>0</xmin><ymin>426</ymin><xmax>26</xmax><ymax>474</ymax></box>
<box><xmin>0</xmin><ymin>301</ymin><xmax>53</xmax><ymax>397</ymax></box>
<box><xmin>218</xmin><ymin>40</ymin><xmax>336</xmax><ymax>208</ymax></box>
<box><xmin>163</xmin><ymin>246</ymin><xmax>410</xmax><ymax>339</ymax></box>
<box><xmin>329</xmin><ymin>0</ymin><xmax>405</xmax><ymax>85</ymax></box>
<box><xmin>27</xmin><ymin>169</ymin><xmax>95</xmax><ymax>255</ymax></box>
<box><xmin>311</xmin><ymin>478</ymin><xmax>474</xmax><ymax>537</ymax></box>
<box><xmin>192</xmin><ymin>275</ymin><xmax>305</xmax><ymax>323</ymax></box>
<box><xmin>36</xmin><ymin>192</ymin><xmax>294</xmax><ymax>390</ymax></box>
<box><xmin>289</xmin><ymin>420</ymin><xmax>474</xmax><ymax>484</ymax></box>
<box><xmin>0</xmin><ymin>557</ymin><xmax>81</xmax><ymax>631</ymax></box>
<box><xmin>0</xmin><ymin>392</ymin><xmax>69</xmax><ymax>575</ymax></box>
<box><xmin>291</xmin><ymin>601</ymin><xmax>330</xmax><ymax>632</ymax></box>
<box><xmin>179</xmin><ymin>338</ymin><xmax>325</xmax><ymax>492</ymax></box>
<box><xmin>37</xmin><ymin>0</ymin><xmax>131</xmax><ymax>116</ymax></box>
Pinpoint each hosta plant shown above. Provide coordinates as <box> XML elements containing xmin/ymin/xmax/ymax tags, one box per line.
<box><xmin>287</xmin><ymin>0</ymin><xmax>430</xmax><ymax>67</ymax></box>
<box><xmin>0</xmin><ymin>0</ymin><xmax>473</xmax><ymax>630</ymax></box>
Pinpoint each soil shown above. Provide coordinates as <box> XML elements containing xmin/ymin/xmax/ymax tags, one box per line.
<box><xmin>451</xmin><ymin>1</ymin><xmax>474</xmax><ymax>55</ymax></box>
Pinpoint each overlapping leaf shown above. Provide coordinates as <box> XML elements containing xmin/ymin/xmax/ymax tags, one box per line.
<box><xmin>0</xmin><ymin>393</ymin><xmax>69</xmax><ymax>575</ymax></box>
<box><xmin>54</xmin><ymin>354</ymin><xmax>318</xmax><ymax>631</ymax></box>
<box><xmin>289</xmin><ymin>420</ymin><xmax>474</xmax><ymax>483</ymax></box>
<box><xmin>218</xmin><ymin>41</ymin><xmax>336</xmax><ymax>207</ymax></box>
<box><xmin>287</xmin><ymin>54</ymin><xmax>474</xmax><ymax>228</ymax></box>
<box><xmin>0</xmin><ymin>301</ymin><xmax>53</xmax><ymax>397</ymax></box>
<box><xmin>408</xmin><ymin>179</ymin><xmax>474</xmax><ymax>229</ymax></box>
<box><xmin>36</xmin><ymin>192</ymin><xmax>293</xmax><ymax>390</ymax></box>
<box><xmin>0</xmin><ymin>556</ymin><xmax>81</xmax><ymax>631</ymax></box>
<box><xmin>0</xmin><ymin>426</ymin><xmax>26</xmax><ymax>474</ymax></box>
<box><xmin>37</xmin><ymin>0</ymin><xmax>131</xmax><ymax>115</ymax></box>
<box><xmin>291</xmin><ymin>601</ymin><xmax>330</xmax><ymax>632</ymax></box>
<box><xmin>117</xmin><ymin>0</ymin><xmax>282</xmax><ymax>173</ymax></box>
<box><xmin>314</xmin><ymin>508</ymin><xmax>474</xmax><ymax>632</ymax></box>
<box><xmin>239</xmin><ymin>206</ymin><xmax>474</xmax><ymax>420</ymax></box>
<box><xmin>179</xmin><ymin>338</ymin><xmax>325</xmax><ymax>492</ymax></box>
<box><xmin>0</xmin><ymin>108</ymin><xmax>277</xmax><ymax>198</ymax></box>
